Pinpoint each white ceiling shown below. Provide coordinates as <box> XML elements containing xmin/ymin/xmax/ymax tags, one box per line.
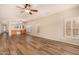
<box><xmin>0</xmin><ymin>4</ymin><xmax>78</xmax><ymax>21</ymax></box>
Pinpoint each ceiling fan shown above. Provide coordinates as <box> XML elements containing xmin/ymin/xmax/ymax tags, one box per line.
<box><xmin>16</xmin><ymin>4</ymin><xmax>38</xmax><ymax>15</ymax></box>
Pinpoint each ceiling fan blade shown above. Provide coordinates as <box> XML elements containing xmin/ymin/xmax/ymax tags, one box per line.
<box><xmin>29</xmin><ymin>12</ymin><xmax>32</xmax><ymax>15</ymax></box>
<box><xmin>31</xmin><ymin>9</ymin><xmax>38</xmax><ymax>12</ymax></box>
<box><xmin>21</xmin><ymin>11</ymin><xmax>25</xmax><ymax>13</ymax></box>
<box><xmin>16</xmin><ymin>6</ymin><xmax>24</xmax><ymax>9</ymax></box>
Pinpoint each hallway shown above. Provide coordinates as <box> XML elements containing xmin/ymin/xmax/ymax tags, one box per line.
<box><xmin>0</xmin><ymin>34</ymin><xmax>79</xmax><ymax>55</ymax></box>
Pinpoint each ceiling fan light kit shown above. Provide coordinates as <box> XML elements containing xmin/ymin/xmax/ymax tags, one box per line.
<box><xmin>25</xmin><ymin>9</ymin><xmax>30</xmax><ymax>12</ymax></box>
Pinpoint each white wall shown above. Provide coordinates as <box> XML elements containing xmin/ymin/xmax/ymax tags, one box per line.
<box><xmin>26</xmin><ymin>7</ymin><xmax>79</xmax><ymax>45</ymax></box>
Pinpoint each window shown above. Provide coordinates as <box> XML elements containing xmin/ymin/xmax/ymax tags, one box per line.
<box><xmin>64</xmin><ymin>17</ymin><xmax>79</xmax><ymax>39</ymax></box>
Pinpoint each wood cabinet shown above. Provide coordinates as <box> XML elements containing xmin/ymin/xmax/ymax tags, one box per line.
<box><xmin>11</xmin><ymin>29</ymin><xmax>26</xmax><ymax>36</ymax></box>
<box><xmin>21</xmin><ymin>30</ymin><xmax>26</xmax><ymax>35</ymax></box>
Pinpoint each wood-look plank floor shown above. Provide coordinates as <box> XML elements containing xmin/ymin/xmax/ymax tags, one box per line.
<box><xmin>0</xmin><ymin>34</ymin><xmax>79</xmax><ymax>55</ymax></box>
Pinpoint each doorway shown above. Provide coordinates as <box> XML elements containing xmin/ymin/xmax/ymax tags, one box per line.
<box><xmin>0</xmin><ymin>24</ymin><xmax>8</xmax><ymax>37</ymax></box>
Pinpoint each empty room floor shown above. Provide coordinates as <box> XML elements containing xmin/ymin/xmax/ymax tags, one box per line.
<box><xmin>0</xmin><ymin>34</ymin><xmax>79</xmax><ymax>55</ymax></box>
